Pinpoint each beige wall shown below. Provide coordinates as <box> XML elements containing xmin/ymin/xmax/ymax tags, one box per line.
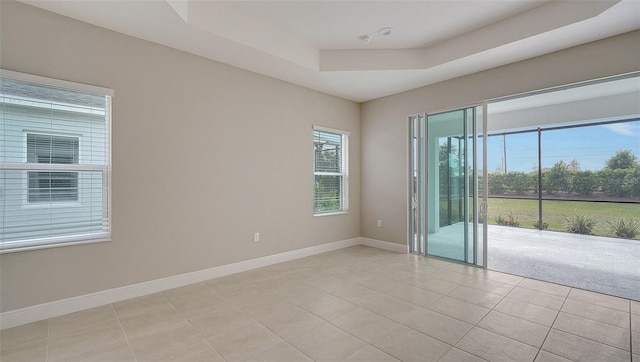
<box><xmin>361</xmin><ymin>30</ymin><xmax>640</xmax><ymax>245</ymax></box>
<box><xmin>0</xmin><ymin>1</ymin><xmax>360</xmax><ymax>312</ymax></box>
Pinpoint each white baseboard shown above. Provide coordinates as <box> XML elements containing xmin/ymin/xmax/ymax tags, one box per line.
<box><xmin>0</xmin><ymin>236</ymin><xmax>404</xmax><ymax>329</ymax></box>
<box><xmin>360</xmin><ymin>237</ymin><xmax>408</xmax><ymax>253</ymax></box>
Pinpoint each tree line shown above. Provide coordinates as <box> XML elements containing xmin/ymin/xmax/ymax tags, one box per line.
<box><xmin>487</xmin><ymin>150</ymin><xmax>640</xmax><ymax>198</ymax></box>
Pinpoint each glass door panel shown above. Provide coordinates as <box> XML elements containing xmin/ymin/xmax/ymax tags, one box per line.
<box><xmin>426</xmin><ymin>110</ymin><xmax>469</xmax><ymax>261</ymax></box>
<box><xmin>409</xmin><ymin>115</ymin><xmax>426</xmax><ymax>255</ymax></box>
<box><xmin>475</xmin><ymin>105</ymin><xmax>487</xmax><ymax>267</ymax></box>
<box><xmin>409</xmin><ymin>106</ymin><xmax>486</xmax><ymax>265</ymax></box>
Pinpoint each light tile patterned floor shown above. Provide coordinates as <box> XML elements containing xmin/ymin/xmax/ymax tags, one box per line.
<box><xmin>1</xmin><ymin>245</ymin><xmax>638</xmax><ymax>361</ymax></box>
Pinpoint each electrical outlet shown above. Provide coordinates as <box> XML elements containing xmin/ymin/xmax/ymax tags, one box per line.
<box><xmin>377</xmin><ymin>219</ymin><xmax>382</xmax><ymax>227</ymax></box>
<box><xmin>253</xmin><ymin>232</ymin><xmax>260</xmax><ymax>242</ymax></box>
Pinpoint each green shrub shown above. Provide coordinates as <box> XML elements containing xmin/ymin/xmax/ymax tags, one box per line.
<box><xmin>565</xmin><ymin>214</ymin><xmax>597</xmax><ymax>235</ymax></box>
<box><xmin>488</xmin><ymin>173</ymin><xmax>506</xmax><ymax>194</ymax></box>
<box><xmin>495</xmin><ymin>213</ymin><xmax>521</xmax><ymax>227</ymax></box>
<box><xmin>533</xmin><ymin>220</ymin><xmax>549</xmax><ymax>230</ymax></box>
<box><xmin>313</xmin><ymin>181</ymin><xmax>340</xmax><ymax>212</ymax></box>
<box><xmin>625</xmin><ymin>166</ymin><xmax>640</xmax><ymax>197</ymax></box>
<box><xmin>505</xmin><ymin>172</ymin><xmax>534</xmax><ymax>194</ymax></box>
<box><xmin>545</xmin><ymin>161</ymin><xmax>571</xmax><ymax>194</ymax></box>
<box><xmin>606</xmin><ymin>217</ymin><xmax>640</xmax><ymax>239</ymax></box>
<box><xmin>570</xmin><ymin>170</ymin><xmax>597</xmax><ymax>195</ymax></box>
<box><xmin>599</xmin><ymin>169</ymin><xmax>628</xmax><ymax>197</ymax></box>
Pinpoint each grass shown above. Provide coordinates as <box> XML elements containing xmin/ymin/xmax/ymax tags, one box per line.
<box><xmin>487</xmin><ymin>198</ymin><xmax>640</xmax><ymax>240</ymax></box>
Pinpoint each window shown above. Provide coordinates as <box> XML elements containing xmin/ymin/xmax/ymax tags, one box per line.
<box><xmin>27</xmin><ymin>133</ymin><xmax>79</xmax><ymax>202</ymax></box>
<box><xmin>313</xmin><ymin>126</ymin><xmax>349</xmax><ymax>214</ymax></box>
<box><xmin>0</xmin><ymin>70</ymin><xmax>113</xmax><ymax>252</ymax></box>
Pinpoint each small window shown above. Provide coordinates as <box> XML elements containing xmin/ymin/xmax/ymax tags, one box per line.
<box><xmin>1</xmin><ymin>69</ymin><xmax>113</xmax><ymax>252</ymax></box>
<box><xmin>313</xmin><ymin>126</ymin><xmax>349</xmax><ymax>214</ymax></box>
<box><xmin>27</xmin><ymin>134</ymin><xmax>79</xmax><ymax>203</ymax></box>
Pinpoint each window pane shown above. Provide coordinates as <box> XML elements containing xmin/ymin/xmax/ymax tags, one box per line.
<box><xmin>27</xmin><ymin>134</ymin><xmax>79</xmax><ymax>164</ymax></box>
<box><xmin>4</xmin><ymin>171</ymin><xmax>105</xmax><ymax>242</ymax></box>
<box><xmin>28</xmin><ymin>171</ymin><xmax>78</xmax><ymax>202</ymax></box>
<box><xmin>314</xmin><ymin>130</ymin><xmax>342</xmax><ymax>172</ymax></box>
<box><xmin>26</xmin><ymin>133</ymin><xmax>80</xmax><ymax>203</ymax></box>
<box><xmin>314</xmin><ymin>175</ymin><xmax>342</xmax><ymax>213</ymax></box>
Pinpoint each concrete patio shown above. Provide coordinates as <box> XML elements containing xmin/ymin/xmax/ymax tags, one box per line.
<box><xmin>487</xmin><ymin>225</ymin><xmax>640</xmax><ymax>301</ymax></box>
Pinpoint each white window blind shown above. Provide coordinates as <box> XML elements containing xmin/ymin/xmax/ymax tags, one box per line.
<box><xmin>313</xmin><ymin>126</ymin><xmax>349</xmax><ymax>214</ymax></box>
<box><xmin>0</xmin><ymin>70</ymin><xmax>112</xmax><ymax>252</ymax></box>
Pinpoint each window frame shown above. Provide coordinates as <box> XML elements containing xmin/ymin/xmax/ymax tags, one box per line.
<box><xmin>313</xmin><ymin>125</ymin><xmax>350</xmax><ymax>216</ymax></box>
<box><xmin>0</xmin><ymin>69</ymin><xmax>113</xmax><ymax>253</ymax></box>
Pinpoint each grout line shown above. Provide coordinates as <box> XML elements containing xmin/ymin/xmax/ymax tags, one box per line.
<box><xmin>326</xmin><ymin>315</ymin><xmax>403</xmax><ymax>360</ymax></box>
<box><xmin>535</xmin><ymin>291</ymin><xmax>633</xmax><ymax>355</ymax></box>
<box><xmin>630</xmin><ymin>301</ymin><xmax>634</xmax><ymax>362</ymax></box>
<box><xmin>519</xmin><ymin>284</ymin><xmax>632</xmax><ymax>356</ymax></box>
<box><xmin>160</xmin><ymin>287</ymin><xmax>236</xmax><ymax>361</ymax></box>
<box><xmin>44</xmin><ymin>318</ymin><xmax>50</xmax><ymax>362</ymax></box>
<box><xmin>327</xmin><ymin>306</ymin><xmax>451</xmax><ymax>359</ymax></box>
<box><xmin>559</xmin><ymin>299</ymin><xmax>631</xmax><ymax>329</ymax></box>
<box><xmin>445</xmin><ymin>276</ymin><xmax>513</xmax><ymax>361</ymax></box>
<box><xmin>111</xmin><ymin>303</ymin><xmax>139</xmax><ymax>362</ymax></box>
<box><xmin>514</xmin><ymin>280</ymin><xmax>571</xmax><ymax>299</ymax></box>
<box><xmin>533</xmin><ymin>288</ymin><xmax>569</xmax><ymax>361</ymax></box>
<box><xmin>196</xmin><ymin>276</ymin><xmax>319</xmax><ymax>361</ymax></box>
<box><xmin>339</xmin><ymin>257</ymin><xmax>475</xmax><ymax>345</ymax></box>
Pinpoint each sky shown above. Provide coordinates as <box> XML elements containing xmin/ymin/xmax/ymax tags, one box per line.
<box><xmin>485</xmin><ymin>120</ymin><xmax>640</xmax><ymax>173</ymax></box>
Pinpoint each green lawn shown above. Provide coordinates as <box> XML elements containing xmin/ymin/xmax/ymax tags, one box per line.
<box><xmin>487</xmin><ymin>198</ymin><xmax>640</xmax><ymax>240</ymax></box>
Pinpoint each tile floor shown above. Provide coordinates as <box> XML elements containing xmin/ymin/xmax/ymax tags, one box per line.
<box><xmin>1</xmin><ymin>245</ymin><xmax>638</xmax><ymax>362</ymax></box>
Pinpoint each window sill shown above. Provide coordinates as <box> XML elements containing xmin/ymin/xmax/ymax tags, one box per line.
<box><xmin>314</xmin><ymin>211</ymin><xmax>349</xmax><ymax>217</ymax></box>
<box><xmin>0</xmin><ymin>235</ymin><xmax>111</xmax><ymax>254</ymax></box>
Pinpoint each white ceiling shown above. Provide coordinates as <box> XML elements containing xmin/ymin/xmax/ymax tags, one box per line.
<box><xmin>19</xmin><ymin>0</ymin><xmax>640</xmax><ymax>102</ymax></box>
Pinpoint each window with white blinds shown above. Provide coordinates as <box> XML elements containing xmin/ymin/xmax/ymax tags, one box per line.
<box><xmin>313</xmin><ymin>126</ymin><xmax>349</xmax><ymax>214</ymax></box>
<box><xmin>0</xmin><ymin>70</ymin><xmax>113</xmax><ymax>252</ymax></box>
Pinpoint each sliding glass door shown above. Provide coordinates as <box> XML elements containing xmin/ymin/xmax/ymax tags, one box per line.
<box><xmin>410</xmin><ymin>106</ymin><xmax>486</xmax><ymax>266</ymax></box>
